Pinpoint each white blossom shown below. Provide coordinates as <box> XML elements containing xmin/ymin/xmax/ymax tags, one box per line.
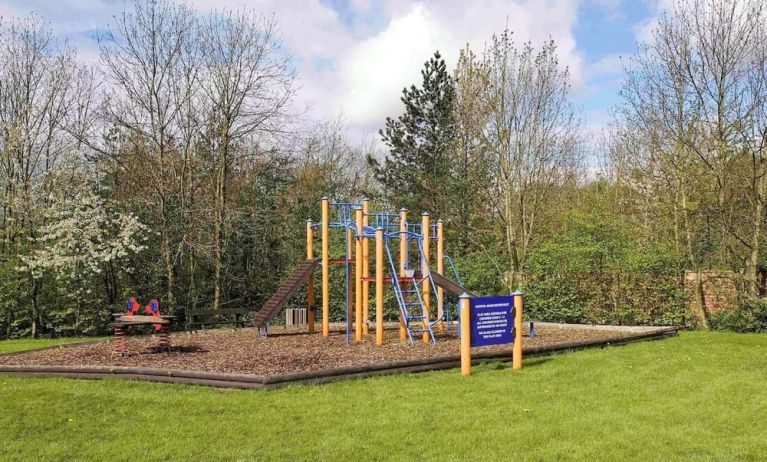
<box><xmin>22</xmin><ymin>188</ymin><xmax>149</xmax><ymax>282</ymax></box>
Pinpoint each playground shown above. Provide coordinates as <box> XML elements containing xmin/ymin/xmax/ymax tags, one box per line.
<box><xmin>0</xmin><ymin>323</ymin><xmax>675</xmax><ymax>387</ymax></box>
<box><xmin>0</xmin><ymin>198</ymin><xmax>678</xmax><ymax>387</ymax></box>
<box><xmin>4</xmin><ymin>2</ymin><xmax>767</xmax><ymax>459</ymax></box>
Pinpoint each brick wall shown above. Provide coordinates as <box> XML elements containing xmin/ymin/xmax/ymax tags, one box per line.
<box><xmin>684</xmin><ymin>271</ymin><xmax>740</xmax><ymax>314</ymax></box>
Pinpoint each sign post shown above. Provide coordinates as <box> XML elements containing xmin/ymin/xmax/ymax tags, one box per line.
<box><xmin>512</xmin><ymin>291</ymin><xmax>523</xmax><ymax>370</ymax></box>
<box><xmin>460</xmin><ymin>293</ymin><xmax>471</xmax><ymax>376</ymax></box>
<box><xmin>460</xmin><ymin>293</ymin><xmax>523</xmax><ymax>376</ymax></box>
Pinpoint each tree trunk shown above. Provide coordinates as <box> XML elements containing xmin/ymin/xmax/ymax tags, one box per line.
<box><xmin>160</xmin><ymin>196</ymin><xmax>175</xmax><ymax>309</ymax></box>
<box><xmin>504</xmin><ymin>180</ymin><xmax>519</xmax><ymax>292</ymax></box>
<box><xmin>745</xmin><ymin>173</ymin><xmax>765</xmax><ymax>295</ymax></box>
<box><xmin>682</xmin><ymin>188</ymin><xmax>710</xmax><ymax>330</ymax></box>
<box><xmin>213</xmin><ymin>123</ymin><xmax>229</xmax><ymax>312</ymax></box>
<box><xmin>187</xmin><ymin>247</ymin><xmax>197</xmax><ymax>311</ymax></box>
<box><xmin>30</xmin><ymin>278</ymin><xmax>40</xmax><ymax>338</ymax></box>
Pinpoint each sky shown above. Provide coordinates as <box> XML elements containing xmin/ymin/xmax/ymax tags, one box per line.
<box><xmin>0</xmin><ymin>0</ymin><xmax>673</xmax><ymax>146</ymax></box>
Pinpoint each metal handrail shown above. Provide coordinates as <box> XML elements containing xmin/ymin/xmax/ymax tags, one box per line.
<box><xmin>444</xmin><ymin>255</ymin><xmax>463</xmax><ymax>286</ymax></box>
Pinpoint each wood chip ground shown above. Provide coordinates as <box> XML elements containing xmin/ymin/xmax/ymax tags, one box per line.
<box><xmin>0</xmin><ymin>325</ymin><xmax>631</xmax><ymax>376</ymax></box>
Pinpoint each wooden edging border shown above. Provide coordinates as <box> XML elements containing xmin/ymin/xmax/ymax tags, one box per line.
<box><xmin>0</xmin><ymin>326</ymin><xmax>679</xmax><ymax>390</ymax></box>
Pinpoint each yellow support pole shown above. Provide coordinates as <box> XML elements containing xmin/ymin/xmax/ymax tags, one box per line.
<box><xmin>513</xmin><ymin>291</ymin><xmax>524</xmax><ymax>370</ymax></box>
<box><xmin>375</xmin><ymin>227</ymin><xmax>384</xmax><ymax>346</ymax></box>
<box><xmin>460</xmin><ymin>294</ymin><xmax>471</xmax><ymax>376</ymax></box>
<box><xmin>355</xmin><ymin>207</ymin><xmax>363</xmax><ymax>342</ymax></box>
<box><xmin>398</xmin><ymin>208</ymin><xmax>408</xmax><ymax>341</ymax></box>
<box><xmin>362</xmin><ymin>198</ymin><xmax>370</xmax><ymax>337</ymax></box>
<box><xmin>421</xmin><ymin>212</ymin><xmax>430</xmax><ymax>344</ymax></box>
<box><xmin>306</xmin><ymin>219</ymin><xmax>315</xmax><ymax>335</ymax></box>
<box><xmin>436</xmin><ymin>219</ymin><xmax>445</xmax><ymax>333</ymax></box>
<box><xmin>321</xmin><ymin>198</ymin><xmax>330</xmax><ymax>337</ymax></box>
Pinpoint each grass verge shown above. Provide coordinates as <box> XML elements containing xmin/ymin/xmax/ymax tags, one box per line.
<box><xmin>0</xmin><ymin>337</ymin><xmax>103</xmax><ymax>355</ymax></box>
<box><xmin>0</xmin><ymin>331</ymin><xmax>765</xmax><ymax>461</ymax></box>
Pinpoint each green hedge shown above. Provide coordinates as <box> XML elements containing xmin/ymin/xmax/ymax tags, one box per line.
<box><xmin>709</xmin><ymin>296</ymin><xmax>767</xmax><ymax>332</ymax></box>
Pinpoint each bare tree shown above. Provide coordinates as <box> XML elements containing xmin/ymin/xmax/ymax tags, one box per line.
<box><xmin>0</xmin><ymin>16</ymin><xmax>76</xmax><ymax>242</ymax></box>
<box><xmin>450</xmin><ymin>46</ymin><xmax>494</xmax><ymax>252</ymax></box>
<box><xmin>618</xmin><ymin>9</ymin><xmax>712</xmax><ymax>326</ymax></box>
<box><xmin>484</xmin><ymin>31</ymin><xmax>582</xmax><ymax>290</ymax></box>
<box><xmin>296</xmin><ymin>119</ymin><xmax>373</xmax><ymax>200</ymax></box>
<box><xmin>98</xmin><ymin>0</ymin><xmax>199</xmax><ymax>308</ymax></box>
<box><xmin>198</xmin><ymin>11</ymin><xmax>294</xmax><ymax>310</ymax></box>
<box><xmin>617</xmin><ymin>0</ymin><xmax>767</xmax><ymax>319</ymax></box>
<box><xmin>742</xmin><ymin>14</ymin><xmax>767</xmax><ymax>295</ymax></box>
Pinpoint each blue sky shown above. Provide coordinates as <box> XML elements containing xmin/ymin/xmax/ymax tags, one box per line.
<box><xmin>574</xmin><ymin>0</ymin><xmax>657</xmax><ymax>134</ymax></box>
<box><xmin>0</xmin><ymin>0</ymin><xmax>666</xmax><ymax>143</ymax></box>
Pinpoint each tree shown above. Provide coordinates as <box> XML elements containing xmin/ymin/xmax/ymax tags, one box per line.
<box><xmin>615</xmin><ymin>0</ymin><xmax>767</xmax><ymax>327</ymax></box>
<box><xmin>21</xmin><ymin>176</ymin><xmax>148</xmax><ymax>303</ymax></box>
<box><xmin>616</xmin><ymin>6</ymin><xmax>711</xmax><ymax>327</ymax></box>
<box><xmin>671</xmin><ymin>0</ymin><xmax>766</xmax><ymax>297</ymax></box>
<box><xmin>98</xmin><ymin>0</ymin><xmax>199</xmax><ymax>310</ymax></box>
<box><xmin>0</xmin><ymin>15</ymin><xmax>81</xmax><ymax>336</ymax></box>
<box><xmin>374</xmin><ymin>51</ymin><xmax>456</xmax><ymax>217</ymax></box>
<box><xmin>484</xmin><ymin>32</ymin><xmax>581</xmax><ymax>290</ymax></box>
<box><xmin>450</xmin><ymin>46</ymin><xmax>494</xmax><ymax>251</ymax></box>
<box><xmin>198</xmin><ymin>10</ymin><xmax>294</xmax><ymax>311</ymax></box>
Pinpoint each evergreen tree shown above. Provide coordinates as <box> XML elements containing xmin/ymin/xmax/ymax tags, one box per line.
<box><xmin>373</xmin><ymin>51</ymin><xmax>455</xmax><ymax>218</ymax></box>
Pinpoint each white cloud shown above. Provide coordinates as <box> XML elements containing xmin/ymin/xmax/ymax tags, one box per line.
<box><xmin>589</xmin><ymin>0</ymin><xmax>624</xmax><ymax>21</ymax></box>
<box><xmin>633</xmin><ymin>0</ymin><xmax>675</xmax><ymax>43</ymax></box>
<box><xmin>186</xmin><ymin>0</ymin><xmax>352</xmax><ymax>59</ymax></box>
<box><xmin>583</xmin><ymin>108</ymin><xmax>612</xmax><ymax>138</ymax></box>
<box><xmin>584</xmin><ymin>53</ymin><xmax>624</xmax><ymax>79</ymax></box>
<box><xmin>576</xmin><ymin>52</ymin><xmax>625</xmax><ymax>102</ymax></box>
<box><xmin>183</xmin><ymin>0</ymin><xmax>356</xmax><ymax>125</ymax></box>
<box><xmin>336</xmin><ymin>0</ymin><xmax>583</xmax><ymax>128</ymax></box>
<box><xmin>0</xmin><ymin>0</ymin><xmax>583</xmax><ymax>142</ymax></box>
<box><xmin>338</xmin><ymin>4</ymin><xmax>440</xmax><ymax>125</ymax></box>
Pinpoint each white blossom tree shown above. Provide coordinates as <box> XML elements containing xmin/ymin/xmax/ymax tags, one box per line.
<box><xmin>22</xmin><ymin>184</ymin><xmax>149</xmax><ymax>302</ymax></box>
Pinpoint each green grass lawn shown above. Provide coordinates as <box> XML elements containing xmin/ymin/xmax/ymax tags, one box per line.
<box><xmin>0</xmin><ymin>337</ymin><xmax>103</xmax><ymax>355</ymax></box>
<box><xmin>1</xmin><ymin>331</ymin><xmax>766</xmax><ymax>461</ymax></box>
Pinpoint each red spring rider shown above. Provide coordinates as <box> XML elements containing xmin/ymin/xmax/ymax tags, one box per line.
<box><xmin>145</xmin><ymin>299</ymin><xmax>162</xmax><ymax>331</ymax></box>
<box><xmin>126</xmin><ymin>297</ymin><xmax>140</xmax><ymax>315</ymax></box>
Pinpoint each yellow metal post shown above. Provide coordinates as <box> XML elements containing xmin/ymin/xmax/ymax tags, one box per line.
<box><xmin>355</xmin><ymin>207</ymin><xmax>363</xmax><ymax>342</ymax></box>
<box><xmin>375</xmin><ymin>227</ymin><xmax>384</xmax><ymax>346</ymax></box>
<box><xmin>306</xmin><ymin>219</ymin><xmax>315</xmax><ymax>335</ymax></box>
<box><xmin>460</xmin><ymin>294</ymin><xmax>471</xmax><ymax>376</ymax></box>
<box><xmin>362</xmin><ymin>199</ymin><xmax>370</xmax><ymax>337</ymax></box>
<box><xmin>398</xmin><ymin>208</ymin><xmax>408</xmax><ymax>341</ymax></box>
<box><xmin>321</xmin><ymin>198</ymin><xmax>330</xmax><ymax>337</ymax></box>
<box><xmin>513</xmin><ymin>291</ymin><xmax>523</xmax><ymax>370</ymax></box>
<box><xmin>421</xmin><ymin>212</ymin><xmax>430</xmax><ymax>344</ymax></box>
<box><xmin>436</xmin><ymin>219</ymin><xmax>444</xmax><ymax>333</ymax></box>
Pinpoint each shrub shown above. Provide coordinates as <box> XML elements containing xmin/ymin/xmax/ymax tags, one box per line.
<box><xmin>522</xmin><ymin>210</ymin><xmax>689</xmax><ymax>326</ymax></box>
<box><xmin>709</xmin><ymin>296</ymin><xmax>767</xmax><ymax>333</ymax></box>
<box><xmin>452</xmin><ymin>252</ymin><xmax>505</xmax><ymax>296</ymax></box>
<box><xmin>525</xmin><ymin>276</ymin><xmax>584</xmax><ymax>323</ymax></box>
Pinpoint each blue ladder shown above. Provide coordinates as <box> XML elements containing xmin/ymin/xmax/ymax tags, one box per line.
<box><xmin>383</xmin><ymin>233</ymin><xmax>439</xmax><ymax>344</ymax></box>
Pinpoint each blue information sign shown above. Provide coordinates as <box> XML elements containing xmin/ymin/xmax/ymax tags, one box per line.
<box><xmin>470</xmin><ymin>295</ymin><xmax>515</xmax><ymax>347</ymax></box>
